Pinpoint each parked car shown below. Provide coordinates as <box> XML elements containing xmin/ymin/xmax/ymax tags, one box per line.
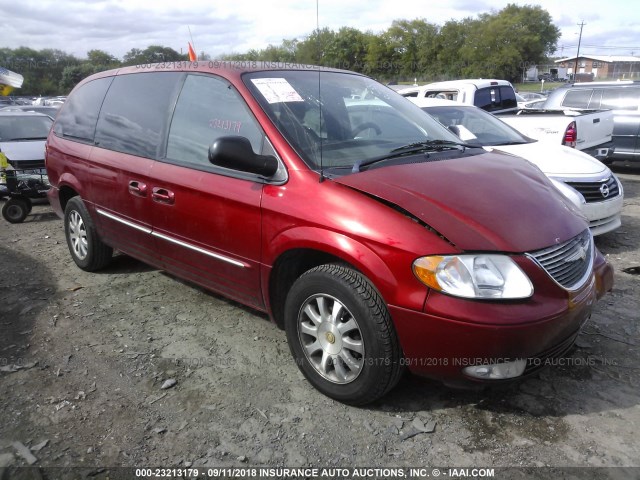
<box><xmin>538</xmin><ymin>73</ymin><xmax>556</xmax><ymax>81</ymax></box>
<box><xmin>518</xmin><ymin>92</ymin><xmax>547</xmax><ymax>102</ymax></box>
<box><xmin>516</xmin><ymin>93</ymin><xmax>546</xmax><ymax>110</ymax></box>
<box><xmin>398</xmin><ymin>79</ymin><xmax>615</xmax><ymax>161</ymax></box>
<box><xmin>410</xmin><ymin>98</ymin><xmax>623</xmax><ymax>236</ymax></box>
<box><xmin>46</xmin><ymin>64</ymin><xmax>613</xmax><ymax>404</ymax></box>
<box><xmin>0</xmin><ymin>111</ymin><xmax>52</xmax><ymax>170</ymax></box>
<box><xmin>537</xmin><ymin>81</ymin><xmax>640</xmax><ymax>163</ymax></box>
<box><xmin>519</xmin><ymin>98</ymin><xmax>547</xmax><ymax>110</ymax></box>
<box><xmin>0</xmin><ymin>111</ymin><xmax>51</xmax><ymax>206</ymax></box>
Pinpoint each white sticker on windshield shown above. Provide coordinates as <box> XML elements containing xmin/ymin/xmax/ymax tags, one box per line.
<box><xmin>251</xmin><ymin>78</ymin><xmax>304</xmax><ymax>104</ymax></box>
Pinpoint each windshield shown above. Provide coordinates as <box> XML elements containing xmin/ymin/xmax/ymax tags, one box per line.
<box><xmin>0</xmin><ymin>115</ymin><xmax>53</xmax><ymax>141</ymax></box>
<box><xmin>423</xmin><ymin>105</ymin><xmax>533</xmax><ymax>146</ymax></box>
<box><xmin>243</xmin><ymin>70</ymin><xmax>462</xmax><ymax>172</ymax></box>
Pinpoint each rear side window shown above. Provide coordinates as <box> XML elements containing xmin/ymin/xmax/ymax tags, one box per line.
<box><xmin>600</xmin><ymin>87</ymin><xmax>640</xmax><ymax>111</ymax></box>
<box><xmin>474</xmin><ymin>86</ymin><xmax>516</xmax><ymax>111</ymax></box>
<box><xmin>401</xmin><ymin>91</ymin><xmax>418</xmax><ymax>98</ymax></box>
<box><xmin>94</xmin><ymin>72</ymin><xmax>182</xmax><ymax>159</ymax></box>
<box><xmin>499</xmin><ymin>86</ymin><xmax>517</xmax><ymax>109</ymax></box>
<box><xmin>53</xmin><ymin>77</ymin><xmax>112</xmax><ymax>142</ymax></box>
<box><xmin>166</xmin><ymin>74</ymin><xmax>264</xmax><ymax>169</ymax></box>
<box><xmin>425</xmin><ymin>90</ymin><xmax>459</xmax><ymax>101</ymax></box>
<box><xmin>561</xmin><ymin>89</ymin><xmax>593</xmax><ymax>108</ymax></box>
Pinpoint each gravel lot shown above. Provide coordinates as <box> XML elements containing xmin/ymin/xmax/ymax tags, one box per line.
<box><xmin>1</xmin><ymin>166</ymin><xmax>639</xmax><ymax>479</ymax></box>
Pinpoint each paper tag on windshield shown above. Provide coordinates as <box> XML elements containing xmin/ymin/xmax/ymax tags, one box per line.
<box><xmin>251</xmin><ymin>78</ymin><xmax>304</xmax><ymax>104</ymax></box>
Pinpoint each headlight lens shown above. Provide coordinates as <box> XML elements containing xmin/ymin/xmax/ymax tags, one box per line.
<box><xmin>413</xmin><ymin>255</ymin><xmax>533</xmax><ymax>299</ymax></box>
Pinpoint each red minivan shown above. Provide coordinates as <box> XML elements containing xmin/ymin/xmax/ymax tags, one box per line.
<box><xmin>45</xmin><ymin>63</ymin><xmax>613</xmax><ymax>405</ymax></box>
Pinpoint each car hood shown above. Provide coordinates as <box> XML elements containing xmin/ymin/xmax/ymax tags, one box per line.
<box><xmin>0</xmin><ymin>140</ymin><xmax>46</xmax><ymax>161</ymax></box>
<box><xmin>335</xmin><ymin>152</ymin><xmax>587</xmax><ymax>252</ymax></box>
<box><xmin>485</xmin><ymin>142</ymin><xmax>608</xmax><ymax>177</ymax></box>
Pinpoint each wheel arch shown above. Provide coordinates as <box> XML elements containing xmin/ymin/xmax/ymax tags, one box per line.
<box><xmin>58</xmin><ymin>184</ymin><xmax>79</xmax><ymax>212</ymax></box>
<box><xmin>56</xmin><ymin>172</ymin><xmax>83</xmax><ymax>212</ymax></box>
<box><xmin>265</xmin><ymin>228</ymin><xmax>400</xmax><ymax>329</ymax></box>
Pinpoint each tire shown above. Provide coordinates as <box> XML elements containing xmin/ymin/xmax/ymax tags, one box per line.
<box><xmin>284</xmin><ymin>264</ymin><xmax>403</xmax><ymax>405</ymax></box>
<box><xmin>2</xmin><ymin>198</ymin><xmax>29</xmax><ymax>223</ymax></box>
<box><xmin>64</xmin><ymin>196</ymin><xmax>113</xmax><ymax>271</ymax></box>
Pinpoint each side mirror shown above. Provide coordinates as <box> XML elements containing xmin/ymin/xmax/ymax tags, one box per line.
<box><xmin>208</xmin><ymin>136</ymin><xmax>279</xmax><ymax>177</ymax></box>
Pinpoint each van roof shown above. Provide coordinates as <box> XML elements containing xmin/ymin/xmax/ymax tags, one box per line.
<box><xmin>77</xmin><ymin>61</ymin><xmax>360</xmax><ymax>87</ymax></box>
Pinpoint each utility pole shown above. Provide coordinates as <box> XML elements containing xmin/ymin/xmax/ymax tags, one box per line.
<box><xmin>574</xmin><ymin>21</ymin><xmax>586</xmax><ymax>82</ymax></box>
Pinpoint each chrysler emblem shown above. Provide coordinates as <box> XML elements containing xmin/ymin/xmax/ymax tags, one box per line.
<box><xmin>600</xmin><ymin>183</ymin><xmax>610</xmax><ymax>198</ymax></box>
<box><xmin>566</xmin><ymin>242</ymin><xmax>589</xmax><ymax>262</ymax></box>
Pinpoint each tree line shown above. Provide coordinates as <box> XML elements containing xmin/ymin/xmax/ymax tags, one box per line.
<box><xmin>1</xmin><ymin>4</ymin><xmax>559</xmax><ymax>96</ymax></box>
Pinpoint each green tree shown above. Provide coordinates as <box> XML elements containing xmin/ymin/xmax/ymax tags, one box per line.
<box><xmin>457</xmin><ymin>4</ymin><xmax>560</xmax><ymax>81</ymax></box>
<box><xmin>59</xmin><ymin>64</ymin><xmax>103</xmax><ymax>91</ymax></box>
<box><xmin>432</xmin><ymin>19</ymin><xmax>475</xmax><ymax>79</ymax></box>
<box><xmin>324</xmin><ymin>27</ymin><xmax>370</xmax><ymax>71</ymax></box>
<box><xmin>87</xmin><ymin>49</ymin><xmax>120</xmax><ymax>67</ymax></box>
<box><xmin>0</xmin><ymin>47</ymin><xmax>80</xmax><ymax>95</ymax></box>
<box><xmin>386</xmin><ymin>19</ymin><xmax>439</xmax><ymax>76</ymax></box>
<box><xmin>295</xmin><ymin>28</ymin><xmax>336</xmax><ymax>65</ymax></box>
<box><xmin>363</xmin><ymin>34</ymin><xmax>397</xmax><ymax>78</ymax></box>
<box><xmin>122</xmin><ymin>45</ymin><xmax>185</xmax><ymax>65</ymax></box>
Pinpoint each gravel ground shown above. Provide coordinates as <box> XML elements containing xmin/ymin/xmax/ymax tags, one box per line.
<box><xmin>0</xmin><ymin>166</ymin><xmax>639</xmax><ymax>480</ymax></box>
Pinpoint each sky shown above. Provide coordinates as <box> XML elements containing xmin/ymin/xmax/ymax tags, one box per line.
<box><xmin>1</xmin><ymin>0</ymin><xmax>639</xmax><ymax>61</ymax></box>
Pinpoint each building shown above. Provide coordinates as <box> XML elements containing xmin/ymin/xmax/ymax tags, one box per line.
<box><xmin>555</xmin><ymin>55</ymin><xmax>640</xmax><ymax>81</ymax></box>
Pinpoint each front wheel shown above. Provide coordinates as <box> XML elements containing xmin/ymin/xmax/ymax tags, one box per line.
<box><xmin>64</xmin><ymin>197</ymin><xmax>113</xmax><ymax>271</ymax></box>
<box><xmin>285</xmin><ymin>264</ymin><xmax>403</xmax><ymax>405</ymax></box>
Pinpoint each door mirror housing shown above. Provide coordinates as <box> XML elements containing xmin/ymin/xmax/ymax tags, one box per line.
<box><xmin>208</xmin><ymin>136</ymin><xmax>279</xmax><ymax>177</ymax></box>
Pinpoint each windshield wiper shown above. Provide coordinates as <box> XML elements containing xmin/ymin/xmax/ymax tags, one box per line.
<box><xmin>390</xmin><ymin>139</ymin><xmax>476</xmax><ymax>153</ymax></box>
<box><xmin>352</xmin><ymin>140</ymin><xmax>476</xmax><ymax>173</ymax></box>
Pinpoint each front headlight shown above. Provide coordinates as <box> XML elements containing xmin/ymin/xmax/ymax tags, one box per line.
<box><xmin>413</xmin><ymin>255</ymin><xmax>533</xmax><ymax>300</ymax></box>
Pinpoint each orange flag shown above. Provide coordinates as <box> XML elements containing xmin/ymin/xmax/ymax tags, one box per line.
<box><xmin>188</xmin><ymin>42</ymin><xmax>197</xmax><ymax>61</ymax></box>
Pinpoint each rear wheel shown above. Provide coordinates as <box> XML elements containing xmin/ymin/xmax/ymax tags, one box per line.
<box><xmin>64</xmin><ymin>197</ymin><xmax>113</xmax><ymax>271</ymax></box>
<box><xmin>2</xmin><ymin>198</ymin><xmax>29</xmax><ymax>223</ymax></box>
<box><xmin>285</xmin><ymin>264</ymin><xmax>403</xmax><ymax>405</ymax></box>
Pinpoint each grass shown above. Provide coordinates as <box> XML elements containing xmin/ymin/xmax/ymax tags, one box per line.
<box><xmin>514</xmin><ymin>82</ymin><xmax>565</xmax><ymax>92</ymax></box>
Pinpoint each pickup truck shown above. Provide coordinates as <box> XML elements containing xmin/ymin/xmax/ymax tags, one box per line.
<box><xmin>398</xmin><ymin>79</ymin><xmax>615</xmax><ymax>161</ymax></box>
<box><xmin>533</xmin><ymin>81</ymin><xmax>640</xmax><ymax>163</ymax></box>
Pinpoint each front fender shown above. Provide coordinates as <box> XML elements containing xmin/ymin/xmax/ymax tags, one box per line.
<box><xmin>263</xmin><ymin>226</ymin><xmax>428</xmax><ymax>313</ymax></box>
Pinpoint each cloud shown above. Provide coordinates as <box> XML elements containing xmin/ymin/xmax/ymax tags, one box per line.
<box><xmin>1</xmin><ymin>0</ymin><xmax>639</xmax><ymax>60</ymax></box>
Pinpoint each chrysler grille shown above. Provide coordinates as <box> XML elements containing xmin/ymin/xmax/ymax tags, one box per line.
<box><xmin>565</xmin><ymin>176</ymin><xmax>619</xmax><ymax>203</ymax></box>
<box><xmin>528</xmin><ymin>229</ymin><xmax>593</xmax><ymax>290</ymax></box>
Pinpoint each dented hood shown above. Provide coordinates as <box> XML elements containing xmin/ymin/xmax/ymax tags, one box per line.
<box><xmin>335</xmin><ymin>152</ymin><xmax>587</xmax><ymax>252</ymax></box>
